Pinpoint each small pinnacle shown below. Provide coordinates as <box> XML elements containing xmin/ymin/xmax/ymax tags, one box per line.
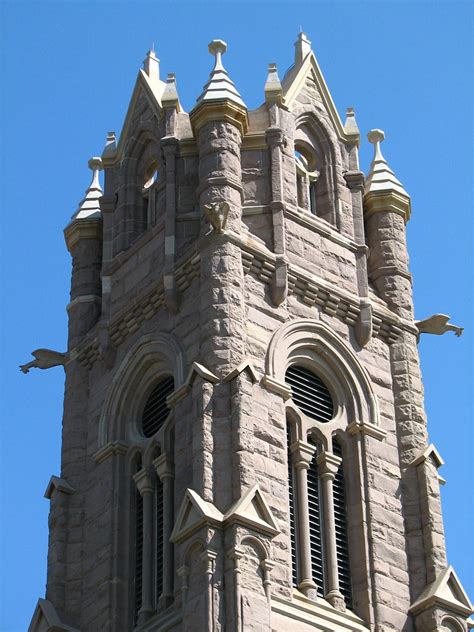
<box><xmin>368</xmin><ymin>129</ymin><xmax>385</xmax><ymax>145</ymax></box>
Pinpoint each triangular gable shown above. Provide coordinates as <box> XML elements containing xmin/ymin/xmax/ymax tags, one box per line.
<box><xmin>223</xmin><ymin>359</ymin><xmax>259</xmax><ymax>384</ymax></box>
<box><xmin>170</xmin><ymin>488</ymin><xmax>223</xmax><ymax>544</ymax></box>
<box><xmin>282</xmin><ymin>52</ymin><xmax>358</xmax><ymax>144</ymax></box>
<box><xmin>410</xmin><ymin>443</ymin><xmax>444</xmax><ymax>469</ymax></box>
<box><xmin>28</xmin><ymin>598</ymin><xmax>80</xmax><ymax>632</ymax></box>
<box><xmin>115</xmin><ymin>69</ymin><xmax>166</xmax><ymax>159</ymax></box>
<box><xmin>410</xmin><ymin>566</ymin><xmax>473</xmax><ymax>617</ymax></box>
<box><xmin>224</xmin><ymin>484</ymin><xmax>280</xmax><ymax>537</ymax></box>
<box><xmin>44</xmin><ymin>475</ymin><xmax>75</xmax><ymax>500</ymax></box>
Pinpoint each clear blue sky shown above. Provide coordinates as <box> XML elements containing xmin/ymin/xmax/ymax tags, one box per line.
<box><xmin>1</xmin><ymin>1</ymin><xmax>472</xmax><ymax>629</ymax></box>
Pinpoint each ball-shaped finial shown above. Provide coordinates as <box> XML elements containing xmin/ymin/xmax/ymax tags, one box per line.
<box><xmin>208</xmin><ymin>39</ymin><xmax>227</xmax><ymax>57</ymax></box>
<box><xmin>88</xmin><ymin>157</ymin><xmax>103</xmax><ymax>172</ymax></box>
<box><xmin>367</xmin><ymin>129</ymin><xmax>385</xmax><ymax>145</ymax></box>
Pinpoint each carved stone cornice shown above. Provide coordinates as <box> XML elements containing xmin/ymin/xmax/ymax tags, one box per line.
<box><xmin>364</xmin><ymin>189</ymin><xmax>411</xmax><ymax>223</ymax></box>
<box><xmin>190</xmin><ymin>100</ymin><xmax>249</xmax><ymax>136</ymax></box>
<box><xmin>64</xmin><ymin>218</ymin><xmax>102</xmax><ymax>253</ymax></box>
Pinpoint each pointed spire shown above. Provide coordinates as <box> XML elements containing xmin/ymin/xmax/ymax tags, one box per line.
<box><xmin>365</xmin><ymin>130</ymin><xmax>409</xmax><ymax>198</ymax></box>
<box><xmin>264</xmin><ymin>63</ymin><xmax>283</xmax><ymax>103</ymax></box>
<box><xmin>161</xmin><ymin>73</ymin><xmax>180</xmax><ymax>109</ymax></box>
<box><xmin>294</xmin><ymin>31</ymin><xmax>312</xmax><ymax>65</ymax></box>
<box><xmin>72</xmin><ymin>157</ymin><xmax>103</xmax><ymax>221</ymax></box>
<box><xmin>143</xmin><ymin>48</ymin><xmax>160</xmax><ymax>81</ymax></box>
<box><xmin>344</xmin><ymin>107</ymin><xmax>360</xmax><ymax>137</ymax></box>
<box><xmin>195</xmin><ymin>39</ymin><xmax>246</xmax><ymax>108</ymax></box>
<box><xmin>101</xmin><ymin>131</ymin><xmax>117</xmax><ymax>160</ymax></box>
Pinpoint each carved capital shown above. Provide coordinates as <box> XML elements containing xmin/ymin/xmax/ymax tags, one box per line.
<box><xmin>265</xmin><ymin>126</ymin><xmax>286</xmax><ymax>149</ymax></box>
<box><xmin>133</xmin><ymin>468</ymin><xmax>155</xmax><ymax>496</ymax></box>
<box><xmin>291</xmin><ymin>440</ymin><xmax>317</xmax><ymax>469</ymax></box>
<box><xmin>153</xmin><ymin>454</ymin><xmax>174</xmax><ymax>481</ymax></box>
<box><xmin>316</xmin><ymin>451</ymin><xmax>342</xmax><ymax>479</ymax></box>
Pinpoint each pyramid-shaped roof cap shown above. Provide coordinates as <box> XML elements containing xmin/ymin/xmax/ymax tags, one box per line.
<box><xmin>71</xmin><ymin>158</ymin><xmax>103</xmax><ymax>221</ymax></box>
<box><xmin>195</xmin><ymin>39</ymin><xmax>246</xmax><ymax>108</ymax></box>
<box><xmin>365</xmin><ymin>129</ymin><xmax>409</xmax><ymax>199</ymax></box>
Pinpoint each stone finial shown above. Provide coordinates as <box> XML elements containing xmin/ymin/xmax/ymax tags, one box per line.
<box><xmin>264</xmin><ymin>63</ymin><xmax>283</xmax><ymax>102</ymax></box>
<box><xmin>72</xmin><ymin>157</ymin><xmax>103</xmax><ymax>221</ymax></box>
<box><xmin>365</xmin><ymin>129</ymin><xmax>410</xmax><ymax>199</ymax></box>
<box><xmin>294</xmin><ymin>31</ymin><xmax>312</xmax><ymax>65</ymax></box>
<box><xmin>344</xmin><ymin>107</ymin><xmax>360</xmax><ymax>137</ymax></box>
<box><xmin>161</xmin><ymin>73</ymin><xmax>180</xmax><ymax>108</ymax></box>
<box><xmin>143</xmin><ymin>48</ymin><xmax>160</xmax><ymax>80</ymax></box>
<box><xmin>102</xmin><ymin>131</ymin><xmax>117</xmax><ymax>160</ymax></box>
<box><xmin>195</xmin><ymin>38</ymin><xmax>246</xmax><ymax>108</ymax></box>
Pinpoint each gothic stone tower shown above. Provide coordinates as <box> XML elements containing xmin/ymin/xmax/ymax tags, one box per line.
<box><xmin>28</xmin><ymin>34</ymin><xmax>472</xmax><ymax>632</ymax></box>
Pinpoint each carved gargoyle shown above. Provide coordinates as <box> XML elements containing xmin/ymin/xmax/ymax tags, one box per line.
<box><xmin>415</xmin><ymin>314</ymin><xmax>464</xmax><ymax>338</ymax></box>
<box><xmin>203</xmin><ymin>201</ymin><xmax>229</xmax><ymax>233</ymax></box>
<box><xmin>19</xmin><ymin>349</ymin><xmax>66</xmax><ymax>374</ymax></box>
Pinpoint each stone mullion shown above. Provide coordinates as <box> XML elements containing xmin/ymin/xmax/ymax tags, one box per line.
<box><xmin>153</xmin><ymin>454</ymin><xmax>175</xmax><ymax>609</ymax></box>
<box><xmin>133</xmin><ymin>468</ymin><xmax>156</xmax><ymax>624</ymax></box>
<box><xmin>291</xmin><ymin>440</ymin><xmax>317</xmax><ymax>600</ymax></box>
<box><xmin>317</xmin><ymin>450</ymin><xmax>345</xmax><ymax>611</ymax></box>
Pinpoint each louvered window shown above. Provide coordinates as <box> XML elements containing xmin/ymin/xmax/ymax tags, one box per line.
<box><xmin>285</xmin><ymin>365</ymin><xmax>333</xmax><ymax>422</ymax></box>
<box><xmin>155</xmin><ymin>478</ymin><xmax>164</xmax><ymax>606</ymax></box>
<box><xmin>332</xmin><ymin>439</ymin><xmax>352</xmax><ymax>608</ymax></box>
<box><xmin>142</xmin><ymin>376</ymin><xmax>174</xmax><ymax>438</ymax></box>
<box><xmin>308</xmin><ymin>443</ymin><xmax>326</xmax><ymax>595</ymax></box>
<box><xmin>287</xmin><ymin>423</ymin><xmax>298</xmax><ymax>586</ymax></box>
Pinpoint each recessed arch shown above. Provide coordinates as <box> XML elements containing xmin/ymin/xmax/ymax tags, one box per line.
<box><xmin>265</xmin><ymin>318</ymin><xmax>379</xmax><ymax>428</ymax></box>
<box><xmin>98</xmin><ymin>333</ymin><xmax>185</xmax><ymax>448</ymax></box>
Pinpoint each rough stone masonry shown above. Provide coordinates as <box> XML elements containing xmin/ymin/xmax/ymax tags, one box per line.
<box><xmin>26</xmin><ymin>33</ymin><xmax>472</xmax><ymax>632</ymax></box>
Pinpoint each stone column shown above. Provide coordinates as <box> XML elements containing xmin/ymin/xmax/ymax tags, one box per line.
<box><xmin>317</xmin><ymin>450</ymin><xmax>345</xmax><ymax>611</ymax></box>
<box><xmin>133</xmin><ymin>468</ymin><xmax>156</xmax><ymax>624</ymax></box>
<box><xmin>161</xmin><ymin>135</ymin><xmax>180</xmax><ymax>313</ymax></box>
<box><xmin>153</xmin><ymin>454</ymin><xmax>175</xmax><ymax>609</ymax></box>
<box><xmin>291</xmin><ymin>440</ymin><xmax>317</xmax><ymax>599</ymax></box>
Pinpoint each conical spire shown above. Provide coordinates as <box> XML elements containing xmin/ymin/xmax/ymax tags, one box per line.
<box><xmin>365</xmin><ymin>130</ymin><xmax>409</xmax><ymax>198</ymax></box>
<box><xmin>72</xmin><ymin>157</ymin><xmax>103</xmax><ymax>221</ymax></box>
<box><xmin>195</xmin><ymin>39</ymin><xmax>246</xmax><ymax>108</ymax></box>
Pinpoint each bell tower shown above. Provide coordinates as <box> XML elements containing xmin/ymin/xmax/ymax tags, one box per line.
<box><xmin>27</xmin><ymin>33</ymin><xmax>472</xmax><ymax>632</ymax></box>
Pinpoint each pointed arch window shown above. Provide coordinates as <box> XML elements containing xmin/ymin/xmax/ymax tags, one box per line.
<box><xmin>141</xmin><ymin>161</ymin><xmax>159</xmax><ymax>229</ymax></box>
<box><xmin>295</xmin><ymin>148</ymin><xmax>320</xmax><ymax>216</ymax></box>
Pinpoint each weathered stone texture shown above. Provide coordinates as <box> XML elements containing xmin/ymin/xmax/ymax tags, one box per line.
<box><xmin>34</xmin><ymin>36</ymin><xmax>472</xmax><ymax>632</ymax></box>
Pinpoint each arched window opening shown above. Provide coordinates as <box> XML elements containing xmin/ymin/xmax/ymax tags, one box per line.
<box><xmin>285</xmin><ymin>365</ymin><xmax>334</xmax><ymax>422</ymax></box>
<box><xmin>294</xmin><ymin>146</ymin><xmax>320</xmax><ymax>216</ymax></box>
<box><xmin>332</xmin><ymin>439</ymin><xmax>352</xmax><ymax>609</ymax></box>
<box><xmin>141</xmin><ymin>376</ymin><xmax>175</xmax><ymax>438</ymax></box>
<box><xmin>308</xmin><ymin>440</ymin><xmax>326</xmax><ymax>596</ymax></box>
<box><xmin>287</xmin><ymin>421</ymin><xmax>298</xmax><ymax>587</ymax></box>
<box><xmin>141</xmin><ymin>161</ymin><xmax>159</xmax><ymax>229</ymax></box>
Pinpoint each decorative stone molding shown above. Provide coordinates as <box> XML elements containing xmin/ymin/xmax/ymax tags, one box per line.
<box><xmin>409</xmin><ymin>566</ymin><xmax>473</xmax><ymax>619</ymax></box>
<box><xmin>170</xmin><ymin>488</ymin><xmax>224</xmax><ymax>544</ymax></box>
<box><xmin>223</xmin><ymin>359</ymin><xmax>259</xmax><ymax>384</ymax></box>
<box><xmin>97</xmin><ymin>333</ymin><xmax>185</xmax><ymax>447</ymax></box>
<box><xmin>265</xmin><ymin>319</ymin><xmax>380</xmax><ymax>429</ymax></box>
<box><xmin>347</xmin><ymin>421</ymin><xmax>386</xmax><ymax>442</ymax></box>
<box><xmin>410</xmin><ymin>443</ymin><xmax>444</xmax><ymax>469</ymax></box>
<box><xmin>223</xmin><ymin>484</ymin><xmax>280</xmax><ymax>537</ymax></box>
<box><xmin>44</xmin><ymin>475</ymin><xmax>75</xmax><ymax>499</ymax></box>
<box><xmin>93</xmin><ymin>440</ymin><xmax>129</xmax><ymax>464</ymax></box>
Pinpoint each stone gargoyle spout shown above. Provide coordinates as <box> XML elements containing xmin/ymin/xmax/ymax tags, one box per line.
<box><xmin>19</xmin><ymin>349</ymin><xmax>67</xmax><ymax>374</ymax></box>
